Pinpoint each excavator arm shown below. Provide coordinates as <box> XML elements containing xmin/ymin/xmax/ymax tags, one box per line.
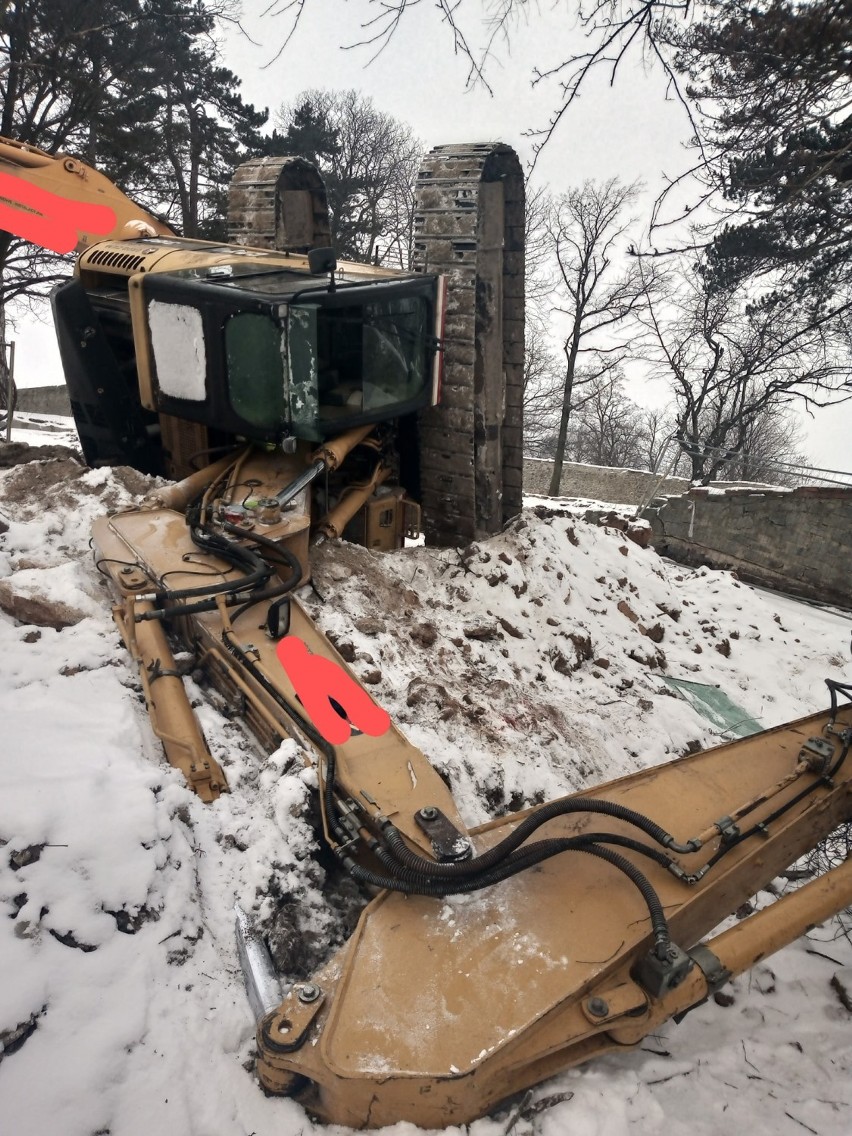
<box><xmin>91</xmin><ymin>446</ymin><xmax>852</xmax><ymax>1129</ymax></box>
<box><xmin>253</xmin><ymin>702</ymin><xmax>852</xmax><ymax>1127</ymax></box>
<box><xmin>0</xmin><ymin>135</ymin><xmax>174</xmax><ymax>252</ymax></box>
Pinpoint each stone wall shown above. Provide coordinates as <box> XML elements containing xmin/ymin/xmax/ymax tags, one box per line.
<box><xmin>643</xmin><ymin>485</ymin><xmax>852</xmax><ymax>608</ymax></box>
<box><xmin>524</xmin><ymin>458</ymin><xmax>691</xmax><ymax>505</ymax></box>
<box><xmin>14</xmin><ymin>385</ymin><xmax>71</xmax><ymax>416</ymax></box>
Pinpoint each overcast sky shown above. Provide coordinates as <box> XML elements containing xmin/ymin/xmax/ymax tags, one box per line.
<box><xmin>12</xmin><ymin>0</ymin><xmax>851</xmax><ymax>474</ymax></box>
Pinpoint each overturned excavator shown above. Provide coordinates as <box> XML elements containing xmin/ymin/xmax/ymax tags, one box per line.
<box><xmin>0</xmin><ymin>134</ymin><xmax>850</xmax><ymax>1128</ymax></box>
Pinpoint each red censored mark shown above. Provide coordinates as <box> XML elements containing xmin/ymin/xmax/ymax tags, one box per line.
<box><xmin>275</xmin><ymin>636</ymin><xmax>391</xmax><ymax>746</ymax></box>
<box><xmin>0</xmin><ymin>171</ymin><xmax>117</xmax><ymax>254</ymax></box>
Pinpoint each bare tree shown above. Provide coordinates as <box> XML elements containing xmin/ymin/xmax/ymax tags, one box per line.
<box><xmin>274</xmin><ymin>89</ymin><xmax>422</xmax><ymax>266</ymax></box>
<box><xmin>264</xmin><ymin>3</ymin><xmax>694</xmax><ymax>158</ymax></box>
<box><xmin>637</xmin><ymin>261</ymin><xmax>851</xmax><ymax>483</ymax></box>
<box><xmin>716</xmin><ymin>406</ymin><xmax>809</xmax><ymax>487</ymax></box>
<box><xmin>638</xmin><ymin>406</ymin><xmax>681</xmax><ymax>474</ymax></box>
<box><xmin>569</xmin><ymin>368</ymin><xmax>648</xmax><ymax>469</ymax></box>
<box><xmin>545</xmin><ymin>179</ymin><xmax>650</xmax><ymax>494</ymax></box>
<box><xmin>523</xmin><ymin>320</ymin><xmax>563</xmax><ymax>458</ymax></box>
<box><xmin>522</xmin><ymin>183</ymin><xmax>563</xmax><ymax>457</ymax></box>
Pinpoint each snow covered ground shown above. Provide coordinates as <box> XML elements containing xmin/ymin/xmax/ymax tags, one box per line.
<box><xmin>6</xmin><ymin>413</ymin><xmax>81</xmax><ymax>451</ymax></box>
<box><xmin>1</xmin><ymin>454</ymin><xmax>851</xmax><ymax>1136</ymax></box>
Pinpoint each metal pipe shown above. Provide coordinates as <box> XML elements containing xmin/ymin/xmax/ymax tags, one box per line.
<box><xmin>143</xmin><ymin>448</ymin><xmax>246</xmax><ymax>513</ymax></box>
<box><xmin>317</xmin><ymin>464</ymin><xmax>391</xmax><ymax>540</ymax></box>
<box><xmin>113</xmin><ymin>598</ymin><xmax>227</xmax><ymax>801</ymax></box>
<box><xmin>275</xmin><ymin>458</ymin><xmax>325</xmax><ymax>507</ymax></box>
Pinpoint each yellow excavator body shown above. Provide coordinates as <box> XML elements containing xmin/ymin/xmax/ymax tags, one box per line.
<box><xmin>1</xmin><ymin>132</ymin><xmax>850</xmax><ymax>1129</ymax></box>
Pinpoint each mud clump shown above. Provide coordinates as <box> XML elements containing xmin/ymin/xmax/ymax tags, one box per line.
<box><xmin>409</xmin><ymin>622</ymin><xmax>439</xmax><ymax>648</ymax></box>
<box><xmin>0</xmin><ymin>584</ymin><xmax>87</xmax><ymax>629</ymax></box>
<box><xmin>265</xmin><ymin>873</ymin><xmax>363</xmax><ymax>979</ymax></box>
<box><xmin>0</xmin><ymin>456</ymin><xmax>157</xmax><ymax>515</ymax></box>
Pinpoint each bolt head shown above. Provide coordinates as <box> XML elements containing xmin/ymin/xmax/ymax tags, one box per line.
<box><xmin>587</xmin><ymin>996</ymin><xmax>609</xmax><ymax>1018</ymax></box>
<box><xmin>298</xmin><ymin>983</ymin><xmax>321</xmax><ymax>1004</ymax></box>
<box><xmin>419</xmin><ymin>806</ymin><xmax>439</xmax><ymax>821</ymax></box>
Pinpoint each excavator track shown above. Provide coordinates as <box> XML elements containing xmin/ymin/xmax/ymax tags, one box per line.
<box><xmin>414</xmin><ymin>143</ymin><xmax>525</xmax><ymax>546</ymax></box>
<box><xmin>228</xmin><ymin>155</ymin><xmax>331</xmax><ymax>251</ymax></box>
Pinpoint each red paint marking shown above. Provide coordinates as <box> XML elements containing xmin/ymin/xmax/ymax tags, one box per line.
<box><xmin>0</xmin><ymin>171</ymin><xmax>116</xmax><ymax>254</ymax></box>
<box><xmin>275</xmin><ymin>636</ymin><xmax>391</xmax><ymax>746</ymax></box>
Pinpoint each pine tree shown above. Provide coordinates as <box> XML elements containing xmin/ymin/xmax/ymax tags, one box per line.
<box><xmin>278</xmin><ymin>100</ymin><xmax>339</xmax><ymax>168</ymax></box>
<box><xmin>675</xmin><ymin>0</ymin><xmax>852</xmax><ymax>302</ymax></box>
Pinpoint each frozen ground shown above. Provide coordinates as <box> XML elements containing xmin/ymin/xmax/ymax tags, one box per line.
<box><xmin>0</xmin><ymin>454</ymin><xmax>851</xmax><ymax>1136</ymax></box>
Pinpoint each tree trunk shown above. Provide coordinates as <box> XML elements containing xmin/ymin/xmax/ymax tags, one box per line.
<box><xmin>0</xmin><ymin>295</ymin><xmax>12</xmax><ymax>432</ymax></box>
<box><xmin>548</xmin><ymin>329</ymin><xmax>580</xmax><ymax>495</ymax></box>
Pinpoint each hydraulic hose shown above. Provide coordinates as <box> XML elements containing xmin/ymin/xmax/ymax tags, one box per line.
<box><xmin>374</xmin><ymin>830</ymin><xmax>676</xmax><ymax>883</ymax></box>
<box><xmin>137</xmin><ymin>522</ymin><xmax>303</xmax><ymax>624</ymax></box>
<box><xmin>704</xmin><ymin>737</ymin><xmax>850</xmax><ymax>872</ymax></box>
<box><xmin>346</xmin><ymin>841</ymin><xmax>672</xmax><ymax>952</ymax></box>
<box><xmin>377</xmin><ymin>795</ymin><xmax>678</xmax><ymax>880</ymax></box>
<box><xmin>138</xmin><ymin>557</ymin><xmax>291</xmax><ymax>624</ymax></box>
<box><xmin>152</xmin><ymin>526</ymin><xmax>271</xmax><ymax>603</ymax></box>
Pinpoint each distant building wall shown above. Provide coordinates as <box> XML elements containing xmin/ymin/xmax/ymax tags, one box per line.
<box><xmin>14</xmin><ymin>385</ymin><xmax>71</xmax><ymax>416</ymax></box>
<box><xmin>643</xmin><ymin>485</ymin><xmax>852</xmax><ymax>608</ymax></box>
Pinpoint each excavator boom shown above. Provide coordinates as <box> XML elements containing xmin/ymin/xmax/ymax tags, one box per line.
<box><xmin>0</xmin><ymin>136</ymin><xmax>173</xmax><ymax>252</ymax></box>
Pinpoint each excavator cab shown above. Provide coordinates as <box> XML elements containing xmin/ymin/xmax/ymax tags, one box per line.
<box><xmin>52</xmin><ymin>244</ymin><xmax>444</xmax><ymax>476</ymax></box>
<box><xmin>136</xmin><ymin>269</ymin><xmax>441</xmax><ymax>446</ymax></box>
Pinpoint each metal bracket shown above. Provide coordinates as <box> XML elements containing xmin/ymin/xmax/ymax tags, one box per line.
<box><xmin>671</xmin><ymin>942</ymin><xmax>733</xmax><ymax>1024</ymax></box>
<box><xmin>688</xmin><ymin>942</ymin><xmax>731</xmax><ymax>995</ymax></box>
<box><xmin>633</xmin><ymin>942</ymin><xmax>693</xmax><ymax>998</ymax></box>
<box><xmin>799</xmin><ymin>736</ymin><xmax>836</xmax><ymax>776</ymax></box>
<box><xmin>147</xmin><ymin>658</ymin><xmax>183</xmax><ymax>683</ymax></box>
<box><xmin>260</xmin><ymin>983</ymin><xmax>326</xmax><ymax>1054</ymax></box>
<box><xmin>715</xmin><ymin>815</ymin><xmax>740</xmax><ymax>844</ymax></box>
<box><xmin>581</xmin><ymin>981</ymin><xmax>648</xmax><ymax>1025</ymax></box>
<box><xmin>414</xmin><ymin>806</ymin><xmax>472</xmax><ymax>862</ymax></box>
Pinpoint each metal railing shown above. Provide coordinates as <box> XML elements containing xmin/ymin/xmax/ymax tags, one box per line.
<box><xmin>0</xmin><ymin>339</ymin><xmax>16</xmax><ymax>443</ymax></box>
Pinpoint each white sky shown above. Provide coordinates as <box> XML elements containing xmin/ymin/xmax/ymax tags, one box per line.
<box><xmin>11</xmin><ymin>0</ymin><xmax>851</xmax><ymax>473</ymax></box>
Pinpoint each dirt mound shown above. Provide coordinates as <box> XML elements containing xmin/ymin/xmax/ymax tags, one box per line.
<box><xmin>0</xmin><ymin>441</ymin><xmax>82</xmax><ymax>469</ymax></box>
<box><xmin>0</xmin><ymin>456</ymin><xmax>86</xmax><ymax>504</ymax></box>
<box><xmin>0</xmin><ymin>458</ymin><xmax>159</xmax><ymax>516</ymax></box>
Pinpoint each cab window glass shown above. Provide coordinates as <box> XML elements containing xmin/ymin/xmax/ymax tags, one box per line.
<box><xmin>287</xmin><ymin>294</ymin><xmax>428</xmax><ymax>439</ymax></box>
<box><xmin>362</xmin><ymin>297</ymin><xmax>426</xmax><ymax>411</ymax></box>
<box><xmin>287</xmin><ymin>305</ymin><xmax>321</xmax><ymax>439</ymax></box>
<box><xmin>225</xmin><ymin>312</ymin><xmax>287</xmax><ymax>430</ymax></box>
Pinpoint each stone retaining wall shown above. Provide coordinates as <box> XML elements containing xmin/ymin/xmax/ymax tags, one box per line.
<box><xmin>643</xmin><ymin>485</ymin><xmax>852</xmax><ymax>608</ymax></box>
<box><xmin>14</xmin><ymin>385</ymin><xmax>72</xmax><ymax>416</ymax></box>
<box><xmin>524</xmin><ymin>458</ymin><xmax>691</xmax><ymax>505</ymax></box>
